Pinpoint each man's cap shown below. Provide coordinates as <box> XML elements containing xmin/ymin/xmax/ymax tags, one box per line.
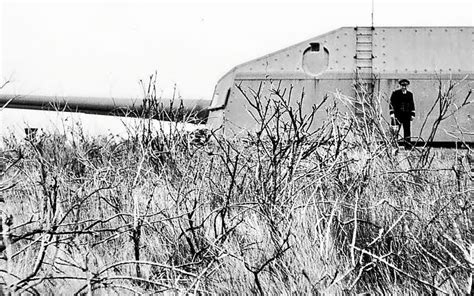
<box><xmin>398</xmin><ymin>79</ymin><xmax>410</xmax><ymax>86</ymax></box>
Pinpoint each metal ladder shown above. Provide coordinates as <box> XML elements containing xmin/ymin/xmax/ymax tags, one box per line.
<box><xmin>354</xmin><ymin>27</ymin><xmax>375</xmax><ymax>116</ymax></box>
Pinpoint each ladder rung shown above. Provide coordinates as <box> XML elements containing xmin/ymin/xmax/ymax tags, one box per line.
<box><xmin>356</xmin><ymin>54</ymin><xmax>373</xmax><ymax>59</ymax></box>
<box><xmin>355</xmin><ymin>27</ymin><xmax>373</xmax><ymax>31</ymax></box>
<box><xmin>356</xmin><ymin>46</ymin><xmax>373</xmax><ymax>51</ymax></box>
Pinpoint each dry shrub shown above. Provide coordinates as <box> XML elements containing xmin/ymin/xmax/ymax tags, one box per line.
<box><xmin>0</xmin><ymin>78</ymin><xmax>472</xmax><ymax>295</ymax></box>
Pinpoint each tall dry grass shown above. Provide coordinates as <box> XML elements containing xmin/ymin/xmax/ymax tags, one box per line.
<box><xmin>0</xmin><ymin>78</ymin><xmax>472</xmax><ymax>295</ymax></box>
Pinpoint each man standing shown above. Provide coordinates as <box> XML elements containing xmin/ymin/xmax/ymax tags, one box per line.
<box><xmin>390</xmin><ymin>79</ymin><xmax>415</xmax><ymax>148</ymax></box>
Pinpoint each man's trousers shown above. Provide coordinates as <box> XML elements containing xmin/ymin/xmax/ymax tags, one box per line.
<box><xmin>391</xmin><ymin>117</ymin><xmax>411</xmax><ymax>148</ymax></box>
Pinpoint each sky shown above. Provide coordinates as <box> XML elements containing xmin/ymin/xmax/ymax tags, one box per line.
<box><xmin>0</xmin><ymin>0</ymin><xmax>473</xmax><ymax>137</ymax></box>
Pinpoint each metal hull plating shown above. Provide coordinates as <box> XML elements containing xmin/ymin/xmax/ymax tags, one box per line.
<box><xmin>208</xmin><ymin>27</ymin><xmax>473</xmax><ymax>143</ymax></box>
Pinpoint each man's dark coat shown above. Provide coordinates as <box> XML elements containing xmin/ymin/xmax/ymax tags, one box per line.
<box><xmin>389</xmin><ymin>89</ymin><xmax>415</xmax><ymax>121</ymax></box>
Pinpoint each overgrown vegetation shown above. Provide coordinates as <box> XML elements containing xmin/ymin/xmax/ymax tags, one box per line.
<box><xmin>0</xmin><ymin>78</ymin><xmax>472</xmax><ymax>295</ymax></box>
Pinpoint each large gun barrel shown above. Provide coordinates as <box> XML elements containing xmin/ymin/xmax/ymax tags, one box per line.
<box><xmin>0</xmin><ymin>94</ymin><xmax>211</xmax><ymax>123</ymax></box>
